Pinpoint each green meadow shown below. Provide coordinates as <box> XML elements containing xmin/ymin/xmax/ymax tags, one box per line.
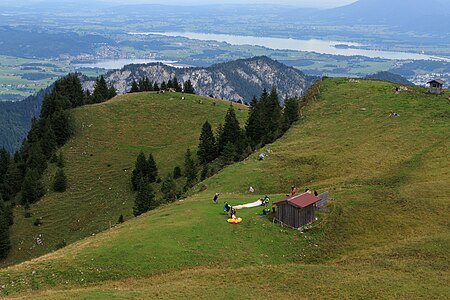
<box><xmin>0</xmin><ymin>78</ymin><xmax>449</xmax><ymax>299</ymax></box>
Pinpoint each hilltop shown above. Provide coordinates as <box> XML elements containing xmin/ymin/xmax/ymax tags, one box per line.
<box><xmin>1</xmin><ymin>56</ymin><xmax>313</xmax><ymax>153</ymax></box>
<box><xmin>1</xmin><ymin>92</ymin><xmax>248</xmax><ymax>267</ymax></box>
<box><xmin>0</xmin><ymin>78</ymin><xmax>448</xmax><ymax>298</ymax></box>
<box><xmin>83</xmin><ymin>56</ymin><xmax>314</xmax><ymax>104</ymax></box>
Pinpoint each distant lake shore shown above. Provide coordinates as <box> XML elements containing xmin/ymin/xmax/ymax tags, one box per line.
<box><xmin>130</xmin><ymin>31</ymin><xmax>450</xmax><ymax>62</ymax></box>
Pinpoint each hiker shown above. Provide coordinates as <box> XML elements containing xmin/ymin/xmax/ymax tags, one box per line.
<box><xmin>314</xmin><ymin>190</ymin><xmax>318</xmax><ymax>196</ymax></box>
<box><xmin>258</xmin><ymin>153</ymin><xmax>265</xmax><ymax>161</ymax></box>
<box><xmin>224</xmin><ymin>202</ymin><xmax>231</xmax><ymax>213</ymax></box>
<box><xmin>213</xmin><ymin>193</ymin><xmax>219</xmax><ymax>204</ymax></box>
<box><xmin>305</xmin><ymin>188</ymin><xmax>311</xmax><ymax>194</ymax></box>
<box><xmin>263</xmin><ymin>195</ymin><xmax>270</xmax><ymax>206</ymax></box>
<box><xmin>272</xmin><ymin>202</ymin><xmax>276</xmax><ymax>213</ymax></box>
<box><xmin>291</xmin><ymin>185</ymin><xmax>297</xmax><ymax>196</ymax></box>
<box><xmin>230</xmin><ymin>207</ymin><xmax>237</xmax><ymax>219</ymax></box>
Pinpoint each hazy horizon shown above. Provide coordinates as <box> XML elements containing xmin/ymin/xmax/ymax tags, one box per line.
<box><xmin>1</xmin><ymin>0</ymin><xmax>357</xmax><ymax>9</ymax></box>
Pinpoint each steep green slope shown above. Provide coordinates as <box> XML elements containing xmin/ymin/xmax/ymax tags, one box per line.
<box><xmin>1</xmin><ymin>78</ymin><xmax>449</xmax><ymax>299</ymax></box>
<box><xmin>2</xmin><ymin>92</ymin><xmax>248</xmax><ymax>267</ymax></box>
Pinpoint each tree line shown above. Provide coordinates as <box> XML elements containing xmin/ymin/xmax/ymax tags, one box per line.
<box><xmin>0</xmin><ymin>74</ymin><xmax>116</xmax><ymax>260</ymax></box>
<box><xmin>130</xmin><ymin>86</ymin><xmax>301</xmax><ymax>217</ymax></box>
<box><xmin>129</xmin><ymin>76</ymin><xmax>195</xmax><ymax>94</ymax></box>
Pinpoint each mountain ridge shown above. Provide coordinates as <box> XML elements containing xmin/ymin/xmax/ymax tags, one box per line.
<box><xmin>83</xmin><ymin>56</ymin><xmax>315</xmax><ymax>104</ymax></box>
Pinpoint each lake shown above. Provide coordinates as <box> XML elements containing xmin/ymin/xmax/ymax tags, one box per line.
<box><xmin>131</xmin><ymin>31</ymin><xmax>449</xmax><ymax>62</ymax></box>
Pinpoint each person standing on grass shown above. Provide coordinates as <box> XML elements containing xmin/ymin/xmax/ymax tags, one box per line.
<box><xmin>213</xmin><ymin>193</ymin><xmax>219</xmax><ymax>204</ymax></box>
<box><xmin>291</xmin><ymin>185</ymin><xmax>297</xmax><ymax>196</ymax></box>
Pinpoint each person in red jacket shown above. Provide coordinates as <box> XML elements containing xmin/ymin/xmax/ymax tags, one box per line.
<box><xmin>291</xmin><ymin>185</ymin><xmax>297</xmax><ymax>196</ymax></box>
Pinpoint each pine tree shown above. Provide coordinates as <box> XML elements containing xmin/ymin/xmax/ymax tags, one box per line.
<box><xmin>167</xmin><ymin>79</ymin><xmax>173</xmax><ymax>89</ymax></box>
<box><xmin>200</xmin><ymin>164</ymin><xmax>209</xmax><ymax>181</ymax></box>
<box><xmin>131</xmin><ymin>152</ymin><xmax>147</xmax><ymax>191</ymax></box>
<box><xmin>53</xmin><ymin>168</ymin><xmax>67</xmax><ymax>192</ymax></box>
<box><xmin>153</xmin><ymin>82</ymin><xmax>160</xmax><ymax>91</ymax></box>
<box><xmin>26</xmin><ymin>141</ymin><xmax>47</xmax><ymax>175</ymax></box>
<box><xmin>160</xmin><ymin>81</ymin><xmax>167</xmax><ymax>91</ymax></box>
<box><xmin>130</xmin><ymin>80</ymin><xmax>139</xmax><ymax>93</ymax></box>
<box><xmin>173</xmin><ymin>76</ymin><xmax>181</xmax><ymax>92</ymax></box>
<box><xmin>197</xmin><ymin>121</ymin><xmax>217</xmax><ymax>164</ymax></box>
<box><xmin>262</xmin><ymin>86</ymin><xmax>283</xmax><ymax>144</ymax></box>
<box><xmin>2</xmin><ymin>162</ymin><xmax>23</xmax><ymax>201</ymax></box>
<box><xmin>51</xmin><ymin>110</ymin><xmax>72</xmax><ymax>146</ymax></box>
<box><xmin>93</xmin><ymin>75</ymin><xmax>109</xmax><ymax>103</ymax></box>
<box><xmin>183</xmin><ymin>80</ymin><xmax>195</xmax><ymax>94</ymax></box>
<box><xmin>220</xmin><ymin>142</ymin><xmax>237</xmax><ymax>165</ymax></box>
<box><xmin>184</xmin><ymin>148</ymin><xmax>197</xmax><ymax>189</ymax></box>
<box><xmin>108</xmin><ymin>85</ymin><xmax>117</xmax><ymax>99</ymax></box>
<box><xmin>161</xmin><ymin>175</ymin><xmax>177</xmax><ymax>202</ymax></box>
<box><xmin>64</xmin><ymin>74</ymin><xmax>84</xmax><ymax>108</ymax></box>
<box><xmin>133</xmin><ymin>181</ymin><xmax>156</xmax><ymax>217</ymax></box>
<box><xmin>218</xmin><ymin>105</ymin><xmax>242</xmax><ymax>154</ymax></box>
<box><xmin>40</xmin><ymin>121</ymin><xmax>58</xmax><ymax>159</ymax></box>
<box><xmin>21</xmin><ymin>168</ymin><xmax>44</xmax><ymax>205</ymax></box>
<box><xmin>283</xmin><ymin>96</ymin><xmax>300</xmax><ymax>132</ymax></box>
<box><xmin>245</xmin><ymin>95</ymin><xmax>264</xmax><ymax>149</ymax></box>
<box><xmin>147</xmin><ymin>153</ymin><xmax>158</xmax><ymax>183</ymax></box>
<box><xmin>0</xmin><ymin>195</ymin><xmax>11</xmax><ymax>259</ymax></box>
<box><xmin>0</xmin><ymin>148</ymin><xmax>10</xmax><ymax>185</ymax></box>
<box><xmin>173</xmin><ymin>166</ymin><xmax>182</xmax><ymax>179</ymax></box>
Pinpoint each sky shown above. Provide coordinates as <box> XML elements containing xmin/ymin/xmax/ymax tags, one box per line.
<box><xmin>4</xmin><ymin>0</ymin><xmax>357</xmax><ymax>8</ymax></box>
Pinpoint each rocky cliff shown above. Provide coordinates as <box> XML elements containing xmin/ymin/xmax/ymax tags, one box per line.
<box><xmin>83</xmin><ymin>56</ymin><xmax>315</xmax><ymax>104</ymax></box>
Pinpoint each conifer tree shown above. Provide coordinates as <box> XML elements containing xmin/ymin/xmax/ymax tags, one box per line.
<box><xmin>173</xmin><ymin>76</ymin><xmax>181</xmax><ymax>92</ymax></box>
<box><xmin>160</xmin><ymin>81</ymin><xmax>167</xmax><ymax>90</ymax></box>
<box><xmin>84</xmin><ymin>90</ymin><xmax>92</xmax><ymax>105</ymax></box>
<box><xmin>133</xmin><ymin>181</ymin><xmax>156</xmax><ymax>217</ymax></box>
<box><xmin>131</xmin><ymin>152</ymin><xmax>147</xmax><ymax>191</ymax></box>
<box><xmin>197</xmin><ymin>121</ymin><xmax>217</xmax><ymax>164</ymax></box>
<box><xmin>283</xmin><ymin>96</ymin><xmax>300</xmax><ymax>131</ymax></box>
<box><xmin>173</xmin><ymin>166</ymin><xmax>182</xmax><ymax>179</ymax></box>
<box><xmin>21</xmin><ymin>169</ymin><xmax>44</xmax><ymax>205</ymax></box>
<box><xmin>167</xmin><ymin>79</ymin><xmax>173</xmax><ymax>89</ymax></box>
<box><xmin>2</xmin><ymin>162</ymin><xmax>23</xmax><ymax>201</ymax></box>
<box><xmin>153</xmin><ymin>82</ymin><xmax>160</xmax><ymax>91</ymax></box>
<box><xmin>183</xmin><ymin>80</ymin><xmax>195</xmax><ymax>94</ymax></box>
<box><xmin>26</xmin><ymin>141</ymin><xmax>47</xmax><ymax>175</ymax></box>
<box><xmin>262</xmin><ymin>86</ymin><xmax>283</xmax><ymax>144</ymax></box>
<box><xmin>161</xmin><ymin>175</ymin><xmax>177</xmax><ymax>202</ymax></box>
<box><xmin>218</xmin><ymin>105</ymin><xmax>242</xmax><ymax>154</ymax></box>
<box><xmin>245</xmin><ymin>95</ymin><xmax>264</xmax><ymax>149</ymax></box>
<box><xmin>220</xmin><ymin>142</ymin><xmax>237</xmax><ymax>165</ymax></box>
<box><xmin>93</xmin><ymin>75</ymin><xmax>109</xmax><ymax>103</ymax></box>
<box><xmin>147</xmin><ymin>153</ymin><xmax>158</xmax><ymax>183</ymax></box>
<box><xmin>53</xmin><ymin>168</ymin><xmax>67</xmax><ymax>192</ymax></box>
<box><xmin>40</xmin><ymin>121</ymin><xmax>57</xmax><ymax>159</ymax></box>
<box><xmin>184</xmin><ymin>148</ymin><xmax>197</xmax><ymax>189</ymax></box>
<box><xmin>108</xmin><ymin>85</ymin><xmax>117</xmax><ymax>99</ymax></box>
<box><xmin>200</xmin><ymin>164</ymin><xmax>209</xmax><ymax>181</ymax></box>
<box><xmin>0</xmin><ymin>148</ymin><xmax>10</xmax><ymax>185</ymax></box>
<box><xmin>130</xmin><ymin>80</ymin><xmax>140</xmax><ymax>93</ymax></box>
<box><xmin>51</xmin><ymin>110</ymin><xmax>72</xmax><ymax>146</ymax></box>
<box><xmin>0</xmin><ymin>195</ymin><xmax>11</xmax><ymax>259</ymax></box>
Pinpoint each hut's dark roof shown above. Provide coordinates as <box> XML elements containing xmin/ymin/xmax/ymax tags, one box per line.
<box><xmin>427</xmin><ymin>79</ymin><xmax>445</xmax><ymax>85</ymax></box>
<box><xmin>274</xmin><ymin>193</ymin><xmax>320</xmax><ymax>208</ymax></box>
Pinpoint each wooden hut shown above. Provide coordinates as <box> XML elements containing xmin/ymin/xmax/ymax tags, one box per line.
<box><xmin>427</xmin><ymin>79</ymin><xmax>444</xmax><ymax>94</ymax></box>
<box><xmin>274</xmin><ymin>193</ymin><xmax>321</xmax><ymax>228</ymax></box>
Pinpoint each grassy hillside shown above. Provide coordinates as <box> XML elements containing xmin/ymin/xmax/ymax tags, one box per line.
<box><xmin>1</xmin><ymin>78</ymin><xmax>449</xmax><ymax>299</ymax></box>
<box><xmin>1</xmin><ymin>92</ymin><xmax>248</xmax><ymax>267</ymax></box>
